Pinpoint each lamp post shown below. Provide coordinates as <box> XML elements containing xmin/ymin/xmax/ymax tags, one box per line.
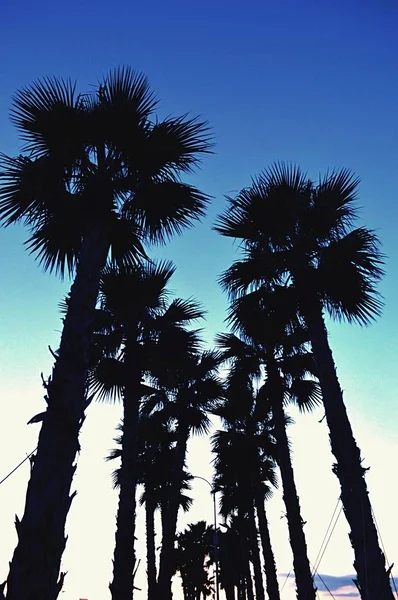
<box><xmin>193</xmin><ymin>475</ymin><xmax>220</xmax><ymax>600</ymax></box>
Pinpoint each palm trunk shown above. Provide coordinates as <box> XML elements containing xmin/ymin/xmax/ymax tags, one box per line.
<box><xmin>254</xmin><ymin>493</ymin><xmax>280</xmax><ymax>600</ymax></box>
<box><xmin>238</xmin><ymin>513</ymin><xmax>253</xmax><ymax>600</ymax></box>
<box><xmin>269</xmin><ymin>357</ymin><xmax>316</xmax><ymax>600</ymax></box>
<box><xmin>110</xmin><ymin>343</ymin><xmax>141</xmax><ymax>600</ymax></box>
<box><xmin>247</xmin><ymin>501</ymin><xmax>265</xmax><ymax>600</ymax></box>
<box><xmin>304</xmin><ymin>297</ymin><xmax>393</xmax><ymax>600</ymax></box>
<box><xmin>244</xmin><ymin>559</ymin><xmax>254</xmax><ymax>600</ymax></box>
<box><xmin>157</xmin><ymin>424</ymin><xmax>189</xmax><ymax>599</ymax></box>
<box><xmin>225</xmin><ymin>583</ymin><xmax>235</xmax><ymax>600</ymax></box>
<box><xmin>4</xmin><ymin>224</ymin><xmax>108</xmax><ymax>600</ymax></box>
<box><xmin>146</xmin><ymin>491</ymin><xmax>157</xmax><ymax>600</ymax></box>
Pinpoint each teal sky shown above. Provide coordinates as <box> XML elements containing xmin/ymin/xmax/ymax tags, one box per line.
<box><xmin>0</xmin><ymin>1</ymin><xmax>397</xmax><ymax>598</ymax></box>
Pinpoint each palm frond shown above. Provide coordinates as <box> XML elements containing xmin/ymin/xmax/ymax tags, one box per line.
<box><xmin>145</xmin><ymin>115</ymin><xmax>213</xmax><ymax>176</ymax></box>
<box><xmin>0</xmin><ymin>154</ymin><xmax>72</xmax><ymax>227</ymax></box>
<box><xmin>126</xmin><ymin>180</ymin><xmax>210</xmax><ymax>244</ymax></box>
<box><xmin>100</xmin><ymin>66</ymin><xmax>158</xmax><ymax>120</ymax></box>
<box><xmin>289</xmin><ymin>378</ymin><xmax>322</xmax><ymax>413</ymax></box>
<box><xmin>89</xmin><ymin>357</ymin><xmax>124</xmax><ymax>403</ymax></box>
<box><xmin>107</xmin><ymin>214</ymin><xmax>148</xmax><ymax>268</ymax></box>
<box><xmin>312</xmin><ymin>168</ymin><xmax>360</xmax><ymax>241</ymax></box>
<box><xmin>10</xmin><ymin>77</ymin><xmax>84</xmax><ymax>156</ymax></box>
<box><xmin>318</xmin><ymin>227</ymin><xmax>385</xmax><ymax>325</ymax></box>
<box><xmin>25</xmin><ymin>201</ymin><xmax>83</xmax><ymax>277</ymax></box>
<box><xmin>168</xmin><ymin>296</ymin><xmax>205</xmax><ymax>322</ymax></box>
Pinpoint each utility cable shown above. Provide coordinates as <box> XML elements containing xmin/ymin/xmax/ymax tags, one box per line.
<box><xmin>312</xmin><ymin>502</ymin><xmax>343</xmax><ymax>575</ymax></box>
<box><xmin>0</xmin><ymin>448</ymin><xmax>37</xmax><ymax>487</ymax></box>
<box><xmin>312</xmin><ymin>496</ymin><xmax>341</xmax><ymax>575</ymax></box>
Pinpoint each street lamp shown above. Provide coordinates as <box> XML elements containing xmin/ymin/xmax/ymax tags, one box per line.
<box><xmin>193</xmin><ymin>475</ymin><xmax>220</xmax><ymax>600</ymax></box>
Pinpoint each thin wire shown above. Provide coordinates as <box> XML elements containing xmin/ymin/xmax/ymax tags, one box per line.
<box><xmin>313</xmin><ymin>570</ymin><xmax>337</xmax><ymax>600</ymax></box>
<box><xmin>280</xmin><ymin>569</ymin><xmax>292</xmax><ymax>593</ymax></box>
<box><xmin>312</xmin><ymin>504</ymin><xmax>344</xmax><ymax>575</ymax></box>
<box><xmin>371</xmin><ymin>504</ymin><xmax>398</xmax><ymax>596</ymax></box>
<box><xmin>312</xmin><ymin>496</ymin><xmax>341</xmax><ymax>574</ymax></box>
<box><xmin>0</xmin><ymin>448</ymin><xmax>37</xmax><ymax>486</ymax></box>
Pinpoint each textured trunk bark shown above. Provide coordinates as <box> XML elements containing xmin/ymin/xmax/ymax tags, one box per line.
<box><xmin>146</xmin><ymin>492</ymin><xmax>157</xmax><ymax>600</ymax></box>
<box><xmin>247</xmin><ymin>501</ymin><xmax>265</xmax><ymax>600</ymax></box>
<box><xmin>225</xmin><ymin>583</ymin><xmax>235</xmax><ymax>600</ymax></box>
<box><xmin>109</xmin><ymin>343</ymin><xmax>141</xmax><ymax>600</ymax></box>
<box><xmin>304</xmin><ymin>296</ymin><xmax>393</xmax><ymax>600</ymax></box>
<box><xmin>269</xmin><ymin>357</ymin><xmax>316</xmax><ymax>600</ymax></box>
<box><xmin>4</xmin><ymin>224</ymin><xmax>108</xmax><ymax>600</ymax></box>
<box><xmin>238</xmin><ymin>512</ymin><xmax>253</xmax><ymax>600</ymax></box>
<box><xmin>254</xmin><ymin>493</ymin><xmax>280</xmax><ymax>600</ymax></box>
<box><xmin>157</xmin><ymin>424</ymin><xmax>189</xmax><ymax>600</ymax></box>
<box><xmin>244</xmin><ymin>559</ymin><xmax>254</xmax><ymax>600</ymax></box>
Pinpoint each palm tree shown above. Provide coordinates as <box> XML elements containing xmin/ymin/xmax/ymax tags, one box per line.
<box><xmin>107</xmin><ymin>415</ymin><xmax>194</xmax><ymax>600</ymax></box>
<box><xmin>212</xmin><ymin>372</ymin><xmax>279</xmax><ymax>600</ymax></box>
<box><xmin>144</xmin><ymin>348</ymin><xmax>224</xmax><ymax>599</ymax></box>
<box><xmin>175</xmin><ymin>521</ymin><xmax>214</xmax><ymax>600</ymax></box>
<box><xmin>215</xmin><ymin>163</ymin><xmax>392</xmax><ymax>599</ymax></box>
<box><xmin>90</xmin><ymin>260</ymin><xmax>203</xmax><ymax>600</ymax></box>
<box><xmin>217</xmin><ymin>524</ymin><xmax>241</xmax><ymax>600</ymax></box>
<box><xmin>0</xmin><ymin>67</ymin><xmax>211</xmax><ymax>599</ymax></box>
<box><xmin>216</xmin><ymin>287</ymin><xmax>321</xmax><ymax>600</ymax></box>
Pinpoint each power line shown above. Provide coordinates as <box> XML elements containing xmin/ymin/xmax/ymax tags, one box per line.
<box><xmin>312</xmin><ymin>499</ymin><xmax>343</xmax><ymax>575</ymax></box>
<box><xmin>371</xmin><ymin>503</ymin><xmax>398</xmax><ymax>596</ymax></box>
<box><xmin>280</xmin><ymin>569</ymin><xmax>292</xmax><ymax>593</ymax></box>
<box><xmin>312</xmin><ymin>568</ymin><xmax>337</xmax><ymax>600</ymax></box>
<box><xmin>312</xmin><ymin>496</ymin><xmax>341</xmax><ymax>573</ymax></box>
<box><xmin>0</xmin><ymin>448</ymin><xmax>37</xmax><ymax>487</ymax></box>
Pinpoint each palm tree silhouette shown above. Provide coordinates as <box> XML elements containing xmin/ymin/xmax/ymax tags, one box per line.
<box><xmin>216</xmin><ymin>285</ymin><xmax>322</xmax><ymax>600</ymax></box>
<box><xmin>215</xmin><ymin>163</ymin><xmax>392</xmax><ymax>599</ymax></box>
<box><xmin>212</xmin><ymin>368</ymin><xmax>280</xmax><ymax>600</ymax></box>
<box><xmin>175</xmin><ymin>521</ymin><xmax>215</xmax><ymax>600</ymax></box>
<box><xmin>144</xmin><ymin>348</ymin><xmax>224</xmax><ymax>600</ymax></box>
<box><xmin>107</xmin><ymin>415</ymin><xmax>194</xmax><ymax>600</ymax></box>
<box><xmin>90</xmin><ymin>259</ymin><xmax>203</xmax><ymax>600</ymax></box>
<box><xmin>0</xmin><ymin>67</ymin><xmax>211</xmax><ymax>598</ymax></box>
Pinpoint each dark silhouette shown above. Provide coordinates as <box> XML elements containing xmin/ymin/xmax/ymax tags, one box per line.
<box><xmin>215</xmin><ymin>162</ymin><xmax>393</xmax><ymax>600</ymax></box>
<box><xmin>90</xmin><ymin>260</ymin><xmax>205</xmax><ymax>600</ymax></box>
<box><xmin>107</xmin><ymin>417</ymin><xmax>194</xmax><ymax>600</ymax></box>
<box><xmin>212</xmin><ymin>369</ymin><xmax>280</xmax><ymax>600</ymax></box>
<box><xmin>175</xmin><ymin>521</ymin><xmax>215</xmax><ymax>600</ymax></box>
<box><xmin>216</xmin><ymin>285</ymin><xmax>321</xmax><ymax>600</ymax></box>
<box><xmin>144</xmin><ymin>348</ymin><xmax>224</xmax><ymax>600</ymax></box>
<box><xmin>0</xmin><ymin>66</ymin><xmax>211</xmax><ymax>599</ymax></box>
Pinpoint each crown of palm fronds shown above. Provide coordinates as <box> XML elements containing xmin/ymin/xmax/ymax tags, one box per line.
<box><xmin>0</xmin><ymin>66</ymin><xmax>213</xmax><ymax>276</ymax></box>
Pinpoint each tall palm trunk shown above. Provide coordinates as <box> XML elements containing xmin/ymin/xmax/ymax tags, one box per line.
<box><xmin>243</xmin><ymin>558</ymin><xmax>254</xmax><ymax>600</ymax></box>
<box><xmin>246</xmin><ymin>501</ymin><xmax>265</xmax><ymax>600</ymax></box>
<box><xmin>254</xmin><ymin>492</ymin><xmax>280</xmax><ymax>600</ymax></box>
<box><xmin>304</xmin><ymin>297</ymin><xmax>393</xmax><ymax>600</ymax></box>
<box><xmin>238</xmin><ymin>513</ymin><xmax>253</xmax><ymax>600</ymax></box>
<box><xmin>268</xmin><ymin>357</ymin><xmax>316</xmax><ymax>600</ymax></box>
<box><xmin>4</xmin><ymin>224</ymin><xmax>108</xmax><ymax>600</ymax></box>
<box><xmin>225</xmin><ymin>583</ymin><xmax>235</xmax><ymax>600</ymax></box>
<box><xmin>157</xmin><ymin>424</ymin><xmax>189</xmax><ymax>599</ymax></box>
<box><xmin>110</xmin><ymin>343</ymin><xmax>141</xmax><ymax>600</ymax></box>
<box><xmin>145</xmin><ymin>491</ymin><xmax>157</xmax><ymax>600</ymax></box>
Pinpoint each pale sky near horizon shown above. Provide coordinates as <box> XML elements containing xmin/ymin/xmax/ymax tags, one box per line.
<box><xmin>0</xmin><ymin>1</ymin><xmax>397</xmax><ymax>599</ymax></box>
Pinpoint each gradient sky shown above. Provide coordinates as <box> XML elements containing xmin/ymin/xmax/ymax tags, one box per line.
<box><xmin>0</xmin><ymin>1</ymin><xmax>397</xmax><ymax>598</ymax></box>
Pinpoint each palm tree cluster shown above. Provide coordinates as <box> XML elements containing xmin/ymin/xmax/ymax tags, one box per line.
<box><xmin>0</xmin><ymin>68</ymin><xmax>393</xmax><ymax>600</ymax></box>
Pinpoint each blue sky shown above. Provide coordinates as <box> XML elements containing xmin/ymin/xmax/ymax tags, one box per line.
<box><xmin>0</xmin><ymin>1</ymin><xmax>397</xmax><ymax>598</ymax></box>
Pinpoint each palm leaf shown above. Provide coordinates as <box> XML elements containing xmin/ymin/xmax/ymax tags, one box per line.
<box><xmin>318</xmin><ymin>227</ymin><xmax>384</xmax><ymax>325</ymax></box>
<box><xmin>126</xmin><ymin>180</ymin><xmax>210</xmax><ymax>244</ymax></box>
<box><xmin>144</xmin><ymin>115</ymin><xmax>213</xmax><ymax>176</ymax></box>
<box><xmin>89</xmin><ymin>357</ymin><xmax>125</xmax><ymax>403</ymax></box>
<box><xmin>10</xmin><ymin>77</ymin><xmax>85</xmax><ymax>157</ymax></box>
<box><xmin>289</xmin><ymin>378</ymin><xmax>322</xmax><ymax>413</ymax></box>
